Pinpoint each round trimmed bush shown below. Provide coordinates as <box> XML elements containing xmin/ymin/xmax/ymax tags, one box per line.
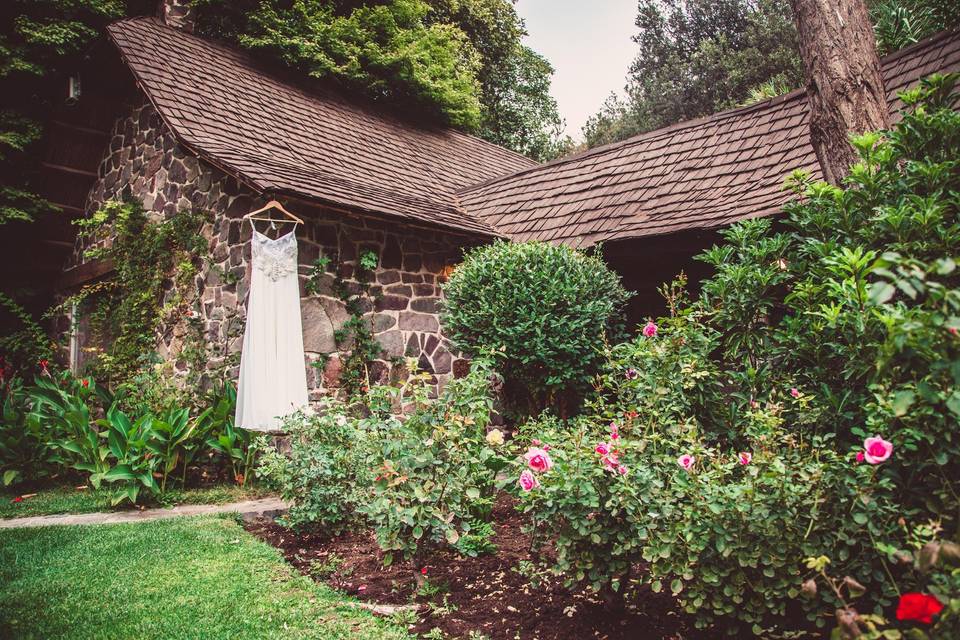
<box><xmin>442</xmin><ymin>240</ymin><xmax>629</xmax><ymax>414</ymax></box>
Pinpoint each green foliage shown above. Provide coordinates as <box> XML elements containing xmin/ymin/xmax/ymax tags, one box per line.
<box><xmin>69</xmin><ymin>200</ymin><xmax>209</xmax><ymax>387</ymax></box>
<box><xmin>872</xmin><ymin>0</ymin><xmax>960</xmax><ymax>56</ymax></box>
<box><xmin>204</xmin><ymin>387</ymin><xmax>256</xmax><ymax>487</ymax></box>
<box><xmin>805</xmin><ymin>534</ymin><xmax>960</xmax><ymax>639</ymax></box>
<box><xmin>95</xmin><ymin>404</ymin><xmax>163</xmax><ymax>505</ymax></box>
<box><xmin>453</xmin><ymin>518</ymin><xmax>497</xmax><ymax>557</ymax></box>
<box><xmin>0</xmin><ymin>0</ymin><xmax>153</xmax><ymax>223</ymax></box>
<box><xmin>255</xmin><ymin>403</ymin><xmax>374</xmax><ymax>533</ymax></box>
<box><xmin>0</xmin><ymin>291</ymin><xmax>53</xmax><ymax>376</ymax></box>
<box><xmin>364</xmin><ymin>360</ymin><xmax>503</xmax><ymax>568</ymax></box>
<box><xmin>517</xmin><ymin>75</ymin><xmax>960</xmax><ymax>634</ymax></box>
<box><xmin>442</xmin><ymin>240</ymin><xmax>629</xmax><ymax>415</ymax></box>
<box><xmin>195</xmin><ymin>0</ymin><xmax>481</xmax><ymax>128</ymax></box>
<box><xmin>306</xmin><ymin>248</ymin><xmax>383</xmax><ymax>398</ymax></box>
<box><xmin>8</xmin><ymin>367</ymin><xmax>250</xmax><ymax>504</ymax></box>
<box><xmin>0</xmin><ymin>377</ymin><xmax>54</xmax><ymax>487</ymax></box>
<box><xmin>427</xmin><ymin>0</ymin><xmax>570</xmax><ymax>159</ymax></box>
<box><xmin>516</xmin><ymin>320</ymin><xmax>901</xmax><ymax>631</ymax></box>
<box><xmin>27</xmin><ymin>371</ymin><xmax>113</xmax><ymax>485</ymax></box>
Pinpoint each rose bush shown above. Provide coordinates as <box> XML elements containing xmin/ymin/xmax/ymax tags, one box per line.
<box><xmin>516</xmin><ymin>74</ymin><xmax>960</xmax><ymax>634</ymax></box>
<box><xmin>364</xmin><ymin>359</ymin><xmax>507</xmax><ymax>570</ymax></box>
<box><xmin>255</xmin><ymin>401</ymin><xmax>375</xmax><ymax>533</ymax></box>
<box><xmin>515</xmin><ymin>321</ymin><xmax>901</xmax><ymax>631</ymax></box>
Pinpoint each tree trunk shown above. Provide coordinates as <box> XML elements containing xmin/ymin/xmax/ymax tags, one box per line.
<box><xmin>789</xmin><ymin>0</ymin><xmax>889</xmax><ymax>184</ymax></box>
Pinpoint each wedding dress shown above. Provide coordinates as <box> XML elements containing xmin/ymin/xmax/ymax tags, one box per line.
<box><xmin>235</xmin><ymin>223</ymin><xmax>309</xmax><ymax>431</ymax></box>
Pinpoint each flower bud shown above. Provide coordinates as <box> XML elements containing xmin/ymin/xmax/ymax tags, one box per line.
<box><xmin>842</xmin><ymin>576</ymin><xmax>866</xmax><ymax>598</ymax></box>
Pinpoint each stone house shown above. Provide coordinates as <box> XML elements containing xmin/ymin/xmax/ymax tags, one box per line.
<box><xmin>53</xmin><ymin>2</ymin><xmax>960</xmax><ymax>394</ymax></box>
<box><xmin>58</xmin><ymin>5</ymin><xmax>534</xmax><ymax>394</ymax></box>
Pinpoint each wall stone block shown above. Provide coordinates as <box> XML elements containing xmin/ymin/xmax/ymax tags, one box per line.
<box><xmin>399</xmin><ymin>311</ymin><xmax>439</xmax><ymax>333</ymax></box>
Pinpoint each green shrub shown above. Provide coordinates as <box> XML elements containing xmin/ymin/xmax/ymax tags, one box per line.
<box><xmin>442</xmin><ymin>240</ymin><xmax>629</xmax><ymax>415</ymax></box>
<box><xmin>255</xmin><ymin>403</ymin><xmax>374</xmax><ymax>533</ymax></box>
<box><xmin>364</xmin><ymin>360</ymin><xmax>506</xmax><ymax>570</ymax></box>
<box><xmin>0</xmin><ymin>377</ymin><xmax>54</xmax><ymax>487</ymax></box>
<box><xmin>17</xmin><ymin>369</ymin><xmax>247</xmax><ymax>504</ymax></box>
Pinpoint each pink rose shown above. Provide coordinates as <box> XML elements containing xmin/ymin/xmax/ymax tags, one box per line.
<box><xmin>518</xmin><ymin>469</ymin><xmax>539</xmax><ymax>491</ymax></box>
<box><xmin>949</xmin><ymin>327</ymin><xmax>958</xmax><ymax>336</ymax></box>
<box><xmin>738</xmin><ymin>452</ymin><xmax>752</xmax><ymax>465</ymax></box>
<box><xmin>524</xmin><ymin>447</ymin><xmax>554</xmax><ymax>473</ymax></box>
<box><xmin>790</xmin><ymin>388</ymin><xmax>800</xmax><ymax>398</ymax></box>
<box><xmin>863</xmin><ymin>435</ymin><xmax>893</xmax><ymax>464</ymax></box>
<box><xmin>749</xmin><ymin>398</ymin><xmax>759</xmax><ymax>409</ymax></box>
<box><xmin>856</xmin><ymin>451</ymin><xmax>865</xmax><ymax>463</ymax></box>
<box><xmin>601</xmin><ymin>452</ymin><xmax>620</xmax><ymax>470</ymax></box>
<box><xmin>642</xmin><ymin>322</ymin><xmax>658</xmax><ymax>338</ymax></box>
<box><xmin>677</xmin><ymin>454</ymin><xmax>695</xmax><ymax>471</ymax></box>
<box><xmin>617</xmin><ymin>465</ymin><xmax>628</xmax><ymax>476</ymax></box>
<box><xmin>595</xmin><ymin>442</ymin><xmax>611</xmax><ymax>456</ymax></box>
<box><xmin>609</xmin><ymin>423</ymin><xmax>620</xmax><ymax>440</ymax></box>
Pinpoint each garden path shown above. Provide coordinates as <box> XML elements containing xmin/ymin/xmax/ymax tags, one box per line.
<box><xmin>0</xmin><ymin>496</ymin><xmax>288</xmax><ymax>529</ymax></box>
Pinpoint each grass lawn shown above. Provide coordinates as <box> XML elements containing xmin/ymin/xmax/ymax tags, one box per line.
<box><xmin>0</xmin><ymin>515</ymin><xmax>410</xmax><ymax>640</ymax></box>
<box><xmin>0</xmin><ymin>484</ymin><xmax>275</xmax><ymax>519</ymax></box>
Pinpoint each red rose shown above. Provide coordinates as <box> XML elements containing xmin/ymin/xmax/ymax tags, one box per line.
<box><xmin>896</xmin><ymin>593</ymin><xmax>943</xmax><ymax>624</ymax></box>
<box><xmin>12</xmin><ymin>496</ymin><xmax>23</xmax><ymax>503</ymax></box>
<box><xmin>420</xmin><ymin>567</ymin><xmax>428</xmax><ymax>575</ymax></box>
<box><xmin>81</xmin><ymin>379</ymin><xmax>89</xmax><ymax>388</ymax></box>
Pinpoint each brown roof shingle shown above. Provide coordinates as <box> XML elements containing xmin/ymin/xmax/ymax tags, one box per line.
<box><xmin>457</xmin><ymin>30</ymin><xmax>960</xmax><ymax>248</ymax></box>
<box><xmin>107</xmin><ymin>17</ymin><xmax>537</xmax><ymax>236</ymax></box>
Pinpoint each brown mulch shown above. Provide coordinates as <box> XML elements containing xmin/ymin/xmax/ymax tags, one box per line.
<box><xmin>244</xmin><ymin>496</ymin><xmax>724</xmax><ymax>639</ymax></box>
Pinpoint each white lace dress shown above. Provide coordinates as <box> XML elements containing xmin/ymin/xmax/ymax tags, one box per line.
<box><xmin>235</xmin><ymin>225</ymin><xmax>309</xmax><ymax>431</ymax></box>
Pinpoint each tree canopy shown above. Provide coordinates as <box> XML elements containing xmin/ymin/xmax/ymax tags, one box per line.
<box><xmin>0</xmin><ymin>0</ymin><xmax>153</xmax><ymax>226</ymax></box>
<box><xmin>582</xmin><ymin>0</ymin><xmax>960</xmax><ymax>150</ymax></box>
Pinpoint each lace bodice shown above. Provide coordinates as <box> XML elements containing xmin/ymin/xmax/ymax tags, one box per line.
<box><xmin>252</xmin><ymin>228</ymin><xmax>298</xmax><ymax>281</ymax></box>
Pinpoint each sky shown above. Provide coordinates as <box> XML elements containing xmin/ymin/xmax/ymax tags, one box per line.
<box><xmin>514</xmin><ymin>0</ymin><xmax>639</xmax><ymax>141</ymax></box>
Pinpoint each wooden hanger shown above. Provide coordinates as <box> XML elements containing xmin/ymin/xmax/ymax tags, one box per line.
<box><xmin>243</xmin><ymin>199</ymin><xmax>304</xmax><ymax>225</ymax></box>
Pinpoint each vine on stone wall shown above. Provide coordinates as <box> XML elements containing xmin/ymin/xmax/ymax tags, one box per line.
<box><xmin>64</xmin><ymin>200</ymin><xmax>210</xmax><ymax>389</ymax></box>
<box><xmin>306</xmin><ymin>249</ymin><xmax>384</xmax><ymax>397</ymax></box>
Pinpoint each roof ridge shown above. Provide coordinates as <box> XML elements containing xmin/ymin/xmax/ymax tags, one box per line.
<box><xmin>457</xmin><ymin>28</ymin><xmax>956</xmax><ymax>197</ymax></box>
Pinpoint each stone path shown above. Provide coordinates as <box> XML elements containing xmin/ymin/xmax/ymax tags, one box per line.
<box><xmin>0</xmin><ymin>497</ymin><xmax>288</xmax><ymax>529</ymax></box>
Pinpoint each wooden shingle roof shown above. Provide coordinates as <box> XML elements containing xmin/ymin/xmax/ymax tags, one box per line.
<box><xmin>457</xmin><ymin>30</ymin><xmax>960</xmax><ymax>248</ymax></box>
<box><xmin>106</xmin><ymin>17</ymin><xmax>537</xmax><ymax>236</ymax></box>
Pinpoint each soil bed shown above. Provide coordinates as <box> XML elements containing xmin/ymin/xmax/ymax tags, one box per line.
<box><xmin>245</xmin><ymin>496</ymin><xmax>720</xmax><ymax>639</ymax></box>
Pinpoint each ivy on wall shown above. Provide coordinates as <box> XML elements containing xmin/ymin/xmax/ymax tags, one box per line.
<box><xmin>65</xmin><ymin>200</ymin><xmax>210</xmax><ymax>388</ymax></box>
<box><xmin>306</xmin><ymin>249</ymin><xmax>384</xmax><ymax>398</ymax></box>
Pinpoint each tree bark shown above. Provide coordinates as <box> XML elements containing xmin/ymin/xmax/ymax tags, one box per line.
<box><xmin>789</xmin><ymin>0</ymin><xmax>889</xmax><ymax>184</ymax></box>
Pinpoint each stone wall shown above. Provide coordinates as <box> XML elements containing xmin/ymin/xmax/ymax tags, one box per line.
<box><xmin>71</xmin><ymin>100</ymin><xmax>476</xmax><ymax>395</ymax></box>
